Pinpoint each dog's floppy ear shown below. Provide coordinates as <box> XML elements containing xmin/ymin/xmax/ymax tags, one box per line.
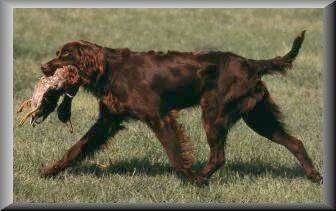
<box><xmin>67</xmin><ymin>66</ymin><xmax>80</xmax><ymax>85</ymax></box>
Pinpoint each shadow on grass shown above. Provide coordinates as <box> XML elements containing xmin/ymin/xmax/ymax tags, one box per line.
<box><xmin>69</xmin><ymin>158</ymin><xmax>174</xmax><ymax>177</ymax></box>
<box><xmin>223</xmin><ymin>161</ymin><xmax>305</xmax><ymax>179</ymax></box>
<box><xmin>67</xmin><ymin>157</ymin><xmax>306</xmax><ymax>181</ymax></box>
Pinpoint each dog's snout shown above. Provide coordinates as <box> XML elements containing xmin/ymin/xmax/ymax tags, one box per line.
<box><xmin>41</xmin><ymin>63</ymin><xmax>48</xmax><ymax>70</ymax></box>
<box><xmin>41</xmin><ymin>63</ymin><xmax>53</xmax><ymax>76</ymax></box>
<box><xmin>41</xmin><ymin>63</ymin><xmax>47</xmax><ymax>70</ymax></box>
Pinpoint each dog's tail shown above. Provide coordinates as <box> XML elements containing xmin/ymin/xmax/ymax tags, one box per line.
<box><xmin>247</xmin><ymin>30</ymin><xmax>306</xmax><ymax>76</ymax></box>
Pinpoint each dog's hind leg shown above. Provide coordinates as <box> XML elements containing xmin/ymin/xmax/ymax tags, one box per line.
<box><xmin>39</xmin><ymin>102</ymin><xmax>124</xmax><ymax>176</ymax></box>
<box><xmin>196</xmin><ymin>121</ymin><xmax>228</xmax><ymax>186</ymax></box>
<box><xmin>242</xmin><ymin>87</ymin><xmax>323</xmax><ymax>183</ymax></box>
<box><xmin>196</xmin><ymin>90</ymin><xmax>240</xmax><ymax>185</ymax></box>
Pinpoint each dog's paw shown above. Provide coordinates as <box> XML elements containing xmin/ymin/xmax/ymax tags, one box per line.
<box><xmin>308</xmin><ymin>171</ymin><xmax>323</xmax><ymax>184</ymax></box>
<box><xmin>194</xmin><ymin>176</ymin><xmax>210</xmax><ymax>187</ymax></box>
<box><xmin>39</xmin><ymin>162</ymin><xmax>61</xmax><ymax>177</ymax></box>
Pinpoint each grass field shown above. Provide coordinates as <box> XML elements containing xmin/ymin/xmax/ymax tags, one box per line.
<box><xmin>13</xmin><ymin>9</ymin><xmax>324</xmax><ymax>204</ymax></box>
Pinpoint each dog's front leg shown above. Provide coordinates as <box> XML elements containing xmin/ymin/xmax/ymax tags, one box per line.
<box><xmin>40</xmin><ymin>103</ymin><xmax>123</xmax><ymax>177</ymax></box>
<box><xmin>145</xmin><ymin>112</ymin><xmax>196</xmax><ymax>183</ymax></box>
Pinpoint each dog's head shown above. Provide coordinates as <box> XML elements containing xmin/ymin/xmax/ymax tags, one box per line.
<box><xmin>41</xmin><ymin>40</ymin><xmax>105</xmax><ymax>85</ymax></box>
<box><xmin>39</xmin><ymin>40</ymin><xmax>107</xmax><ymax>126</ymax></box>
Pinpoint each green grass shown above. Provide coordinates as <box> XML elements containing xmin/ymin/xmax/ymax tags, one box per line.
<box><xmin>13</xmin><ymin>9</ymin><xmax>324</xmax><ymax>204</ymax></box>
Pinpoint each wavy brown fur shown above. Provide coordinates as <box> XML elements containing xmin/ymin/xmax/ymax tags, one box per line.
<box><xmin>38</xmin><ymin>31</ymin><xmax>322</xmax><ymax>185</ymax></box>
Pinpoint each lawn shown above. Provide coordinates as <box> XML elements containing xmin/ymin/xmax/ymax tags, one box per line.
<box><xmin>13</xmin><ymin>9</ymin><xmax>324</xmax><ymax>204</ymax></box>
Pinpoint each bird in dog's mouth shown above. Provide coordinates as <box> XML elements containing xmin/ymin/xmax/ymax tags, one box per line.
<box><xmin>17</xmin><ymin>65</ymin><xmax>79</xmax><ymax>130</ymax></box>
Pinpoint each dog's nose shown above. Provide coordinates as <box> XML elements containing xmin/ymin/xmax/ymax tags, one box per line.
<box><xmin>41</xmin><ymin>64</ymin><xmax>52</xmax><ymax>76</ymax></box>
<box><xmin>41</xmin><ymin>63</ymin><xmax>48</xmax><ymax>71</ymax></box>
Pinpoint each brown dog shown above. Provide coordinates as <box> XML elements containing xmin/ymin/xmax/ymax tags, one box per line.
<box><xmin>38</xmin><ymin>31</ymin><xmax>322</xmax><ymax>185</ymax></box>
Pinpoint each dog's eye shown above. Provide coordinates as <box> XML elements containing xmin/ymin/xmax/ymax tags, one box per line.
<box><xmin>62</xmin><ymin>51</ymin><xmax>70</xmax><ymax>57</ymax></box>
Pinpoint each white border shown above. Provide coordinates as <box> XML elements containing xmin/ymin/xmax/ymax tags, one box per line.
<box><xmin>1</xmin><ymin>0</ymin><xmax>334</xmax><ymax>209</ymax></box>
<box><xmin>7</xmin><ymin>0</ymin><xmax>334</xmax><ymax>8</ymax></box>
